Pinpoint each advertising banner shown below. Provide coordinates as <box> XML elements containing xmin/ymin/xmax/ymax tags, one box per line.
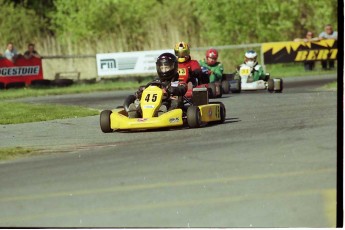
<box><xmin>0</xmin><ymin>56</ymin><xmax>43</xmax><ymax>85</ymax></box>
<box><xmin>96</xmin><ymin>49</ymin><xmax>174</xmax><ymax>77</ymax></box>
<box><xmin>262</xmin><ymin>39</ymin><xmax>338</xmax><ymax>64</ymax></box>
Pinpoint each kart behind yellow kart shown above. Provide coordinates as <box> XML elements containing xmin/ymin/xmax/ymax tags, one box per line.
<box><xmin>100</xmin><ymin>81</ymin><xmax>226</xmax><ymax>132</ymax></box>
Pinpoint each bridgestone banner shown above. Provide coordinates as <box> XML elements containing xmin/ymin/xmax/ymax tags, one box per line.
<box><xmin>96</xmin><ymin>49</ymin><xmax>174</xmax><ymax>77</ymax></box>
<box><xmin>0</xmin><ymin>57</ymin><xmax>43</xmax><ymax>84</ymax></box>
<box><xmin>262</xmin><ymin>39</ymin><xmax>338</xmax><ymax>64</ymax></box>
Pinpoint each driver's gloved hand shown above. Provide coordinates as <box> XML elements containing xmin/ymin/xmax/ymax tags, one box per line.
<box><xmin>135</xmin><ymin>86</ymin><xmax>145</xmax><ymax>99</ymax></box>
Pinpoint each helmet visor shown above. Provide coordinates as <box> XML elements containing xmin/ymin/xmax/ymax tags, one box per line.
<box><xmin>159</xmin><ymin>63</ymin><xmax>173</xmax><ymax>73</ymax></box>
<box><xmin>174</xmin><ymin>49</ymin><xmax>189</xmax><ymax>58</ymax></box>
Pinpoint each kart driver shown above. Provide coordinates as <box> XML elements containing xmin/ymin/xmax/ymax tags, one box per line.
<box><xmin>199</xmin><ymin>48</ymin><xmax>224</xmax><ymax>83</ymax></box>
<box><xmin>236</xmin><ymin>50</ymin><xmax>267</xmax><ymax>82</ymax></box>
<box><xmin>174</xmin><ymin>41</ymin><xmax>201</xmax><ymax>89</ymax></box>
<box><xmin>126</xmin><ymin>52</ymin><xmax>187</xmax><ymax>118</ymax></box>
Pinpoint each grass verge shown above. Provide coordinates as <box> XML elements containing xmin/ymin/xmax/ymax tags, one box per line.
<box><xmin>0</xmin><ymin>102</ymin><xmax>99</xmax><ymax>124</ymax></box>
<box><xmin>0</xmin><ymin>80</ymin><xmax>147</xmax><ymax>100</ymax></box>
<box><xmin>321</xmin><ymin>81</ymin><xmax>337</xmax><ymax>90</ymax></box>
<box><xmin>265</xmin><ymin>62</ymin><xmax>337</xmax><ymax>78</ymax></box>
<box><xmin>0</xmin><ymin>147</ymin><xmax>39</xmax><ymax>161</ymax></box>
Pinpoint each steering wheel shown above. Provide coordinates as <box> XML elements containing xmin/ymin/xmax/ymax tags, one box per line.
<box><xmin>145</xmin><ymin>81</ymin><xmax>165</xmax><ymax>88</ymax></box>
<box><xmin>145</xmin><ymin>81</ymin><xmax>170</xmax><ymax>98</ymax></box>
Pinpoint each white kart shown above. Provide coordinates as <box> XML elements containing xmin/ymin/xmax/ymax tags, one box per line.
<box><xmin>230</xmin><ymin>65</ymin><xmax>283</xmax><ymax>93</ymax></box>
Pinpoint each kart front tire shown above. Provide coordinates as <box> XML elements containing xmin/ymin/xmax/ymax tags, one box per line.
<box><xmin>215</xmin><ymin>83</ymin><xmax>222</xmax><ymax>98</ymax></box>
<box><xmin>230</xmin><ymin>79</ymin><xmax>241</xmax><ymax>93</ymax></box>
<box><xmin>100</xmin><ymin>110</ymin><xmax>113</xmax><ymax>133</ymax></box>
<box><xmin>187</xmin><ymin>106</ymin><xmax>202</xmax><ymax>128</ymax></box>
<box><xmin>267</xmin><ymin>79</ymin><xmax>274</xmax><ymax>93</ymax></box>
<box><xmin>221</xmin><ymin>80</ymin><xmax>230</xmax><ymax>94</ymax></box>
<box><xmin>208</xmin><ymin>83</ymin><xmax>216</xmax><ymax>98</ymax></box>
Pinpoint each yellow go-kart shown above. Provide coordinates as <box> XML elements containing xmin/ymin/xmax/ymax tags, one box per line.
<box><xmin>100</xmin><ymin>81</ymin><xmax>226</xmax><ymax>132</ymax></box>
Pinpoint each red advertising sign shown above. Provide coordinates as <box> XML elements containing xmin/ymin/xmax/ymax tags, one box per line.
<box><xmin>0</xmin><ymin>56</ymin><xmax>43</xmax><ymax>85</ymax></box>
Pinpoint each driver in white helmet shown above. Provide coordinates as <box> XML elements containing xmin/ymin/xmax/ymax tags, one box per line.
<box><xmin>236</xmin><ymin>50</ymin><xmax>267</xmax><ymax>82</ymax></box>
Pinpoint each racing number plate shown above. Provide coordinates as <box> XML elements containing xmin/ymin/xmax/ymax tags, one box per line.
<box><xmin>178</xmin><ymin>68</ymin><xmax>187</xmax><ymax>76</ymax></box>
<box><xmin>240</xmin><ymin>67</ymin><xmax>250</xmax><ymax>76</ymax></box>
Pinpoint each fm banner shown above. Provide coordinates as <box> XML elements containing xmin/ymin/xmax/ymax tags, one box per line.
<box><xmin>262</xmin><ymin>39</ymin><xmax>337</xmax><ymax>64</ymax></box>
<box><xmin>96</xmin><ymin>49</ymin><xmax>174</xmax><ymax>78</ymax></box>
<box><xmin>0</xmin><ymin>57</ymin><xmax>43</xmax><ymax>85</ymax></box>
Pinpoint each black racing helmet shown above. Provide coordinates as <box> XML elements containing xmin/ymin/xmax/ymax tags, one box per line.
<box><xmin>156</xmin><ymin>52</ymin><xmax>178</xmax><ymax>81</ymax></box>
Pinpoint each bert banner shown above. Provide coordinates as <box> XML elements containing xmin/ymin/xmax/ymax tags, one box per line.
<box><xmin>262</xmin><ymin>39</ymin><xmax>337</xmax><ymax>64</ymax></box>
<box><xmin>0</xmin><ymin>56</ymin><xmax>43</xmax><ymax>85</ymax></box>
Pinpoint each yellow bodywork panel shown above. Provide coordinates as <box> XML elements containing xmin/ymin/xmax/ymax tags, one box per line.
<box><xmin>140</xmin><ymin>86</ymin><xmax>164</xmax><ymax>118</ymax></box>
<box><xmin>110</xmin><ymin>108</ymin><xmax>183</xmax><ymax>130</ymax></box>
<box><xmin>198</xmin><ymin>104</ymin><xmax>221</xmax><ymax>123</ymax></box>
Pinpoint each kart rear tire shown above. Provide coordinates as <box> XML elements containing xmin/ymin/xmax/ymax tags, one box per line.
<box><xmin>209</xmin><ymin>102</ymin><xmax>226</xmax><ymax>124</ymax></box>
<box><xmin>267</xmin><ymin>79</ymin><xmax>274</xmax><ymax>93</ymax></box>
<box><xmin>276</xmin><ymin>78</ymin><xmax>283</xmax><ymax>93</ymax></box>
<box><xmin>221</xmin><ymin>80</ymin><xmax>230</xmax><ymax>94</ymax></box>
<box><xmin>187</xmin><ymin>106</ymin><xmax>202</xmax><ymax>128</ymax></box>
<box><xmin>100</xmin><ymin>110</ymin><xmax>113</xmax><ymax>133</ymax></box>
<box><xmin>208</xmin><ymin>83</ymin><xmax>216</xmax><ymax>98</ymax></box>
<box><xmin>218</xmin><ymin>102</ymin><xmax>226</xmax><ymax>124</ymax></box>
<box><xmin>230</xmin><ymin>79</ymin><xmax>241</xmax><ymax>93</ymax></box>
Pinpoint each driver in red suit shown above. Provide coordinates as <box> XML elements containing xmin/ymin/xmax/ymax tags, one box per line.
<box><xmin>174</xmin><ymin>41</ymin><xmax>201</xmax><ymax>90</ymax></box>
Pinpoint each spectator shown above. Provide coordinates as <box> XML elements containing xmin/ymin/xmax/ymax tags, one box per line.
<box><xmin>4</xmin><ymin>42</ymin><xmax>21</xmax><ymax>62</ymax></box>
<box><xmin>23</xmin><ymin>43</ymin><xmax>41</xmax><ymax>59</ymax></box>
<box><xmin>318</xmin><ymin>24</ymin><xmax>338</xmax><ymax>70</ymax></box>
<box><xmin>294</xmin><ymin>31</ymin><xmax>319</xmax><ymax>71</ymax></box>
<box><xmin>294</xmin><ymin>31</ymin><xmax>320</xmax><ymax>42</ymax></box>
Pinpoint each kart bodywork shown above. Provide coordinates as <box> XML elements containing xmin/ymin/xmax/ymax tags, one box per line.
<box><xmin>225</xmin><ymin>65</ymin><xmax>283</xmax><ymax>93</ymax></box>
<box><xmin>178</xmin><ymin>66</ymin><xmax>223</xmax><ymax>99</ymax></box>
<box><xmin>100</xmin><ymin>83</ymin><xmax>226</xmax><ymax>132</ymax></box>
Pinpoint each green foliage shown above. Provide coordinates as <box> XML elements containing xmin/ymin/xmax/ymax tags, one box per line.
<box><xmin>0</xmin><ymin>0</ymin><xmax>339</xmax><ymax>53</ymax></box>
<box><xmin>0</xmin><ymin>0</ymin><xmax>48</xmax><ymax>48</ymax></box>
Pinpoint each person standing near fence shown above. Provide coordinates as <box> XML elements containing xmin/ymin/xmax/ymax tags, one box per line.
<box><xmin>4</xmin><ymin>42</ymin><xmax>21</xmax><ymax>63</ymax></box>
<box><xmin>318</xmin><ymin>24</ymin><xmax>337</xmax><ymax>70</ymax></box>
<box><xmin>294</xmin><ymin>31</ymin><xmax>319</xmax><ymax>71</ymax></box>
<box><xmin>23</xmin><ymin>43</ymin><xmax>41</xmax><ymax>59</ymax></box>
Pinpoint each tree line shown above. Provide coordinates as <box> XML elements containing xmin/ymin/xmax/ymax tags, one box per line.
<box><xmin>0</xmin><ymin>0</ymin><xmax>338</xmax><ymax>54</ymax></box>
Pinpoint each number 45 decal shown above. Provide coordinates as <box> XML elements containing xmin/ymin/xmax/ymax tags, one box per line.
<box><xmin>145</xmin><ymin>93</ymin><xmax>158</xmax><ymax>102</ymax></box>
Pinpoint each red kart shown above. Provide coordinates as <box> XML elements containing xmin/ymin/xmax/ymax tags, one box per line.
<box><xmin>178</xmin><ymin>66</ymin><xmax>222</xmax><ymax>99</ymax></box>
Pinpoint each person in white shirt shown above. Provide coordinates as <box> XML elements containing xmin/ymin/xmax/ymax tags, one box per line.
<box><xmin>318</xmin><ymin>24</ymin><xmax>338</xmax><ymax>70</ymax></box>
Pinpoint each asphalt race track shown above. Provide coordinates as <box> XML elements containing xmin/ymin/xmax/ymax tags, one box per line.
<box><xmin>0</xmin><ymin>74</ymin><xmax>338</xmax><ymax>227</ymax></box>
